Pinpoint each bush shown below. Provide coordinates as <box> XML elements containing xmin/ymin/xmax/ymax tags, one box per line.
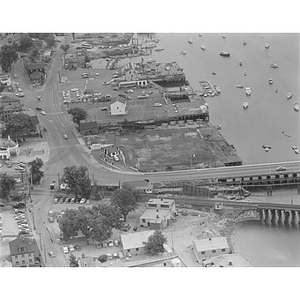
<box><xmin>98</xmin><ymin>254</ymin><xmax>108</xmax><ymax>263</ymax></box>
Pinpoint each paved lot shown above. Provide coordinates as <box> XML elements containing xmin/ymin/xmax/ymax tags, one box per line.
<box><xmin>0</xmin><ymin>207</ymin><xmax>21</xmax><ymax>237</ymax></box>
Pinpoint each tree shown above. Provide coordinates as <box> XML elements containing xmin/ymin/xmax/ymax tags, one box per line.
<box><xmin>98</xmin><ymin>254</ymin><xmax>108</xmax><ymax>263</ymax></box>
<box><xmin>28</xmin><ymin>158</ymin><xmax>44</xmax><ymax>185</ymax></box>
<box><xmin>111</xmin><ymin>185</ymin><xmax>140</xmax><ymax>222</ymax></box>
<box><xmin>19</xmin><ymin>35</ymin><xmax>34</xmax><ymax>52</ymax></box>
<box><xmin>30</xmin><ymin>48</ymin><xmax>39</xmax><ymax>61</ymax></box>
<box><xmin>59</xmin><ymin>209</ymin><xmax>80</xmax><ymax>241</ymax></box>
<box><xmin>5</xmin><ymin>113</ymin><xmax>36</xmax><ymax>142</ymax></box>
<box><xmin>69</xmin><ymin>253</ymin><xmax>79</xmax><ymax>267</ymax></box>
<box><xmin>45</xmin><ymin>35</ymin><xmax>55</xmax><ymax>47</ymax></box>
<box><xmin>144</xmin><ymin>230</ymin><xmax>167</xmax><ymax>256</ymax></box>
<box><xmin>0</xmin><ymin>176</ymin><xmax>16</xmax><ymax>200</ymax></box>
<box><xmin>0</xmin><ymin>44</ymin><xmax>18</xmax><ymax>72</ymax></box>
<box><xmin>60</xmin><ymin>44</ymin><xmax>70</xmax><ymax>53</ymax></box>
<box><xmin>68</xmin><ymin>107</ymin><xmax>87</xmax><ymax>127</ymax></box>
<box><xmin>62</xmin><ymin>166</ymin><xmax>91</xmax><ymax>198</ymax></box>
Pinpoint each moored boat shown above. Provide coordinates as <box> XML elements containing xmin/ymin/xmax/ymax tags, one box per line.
<box><xmin>265</xmin><ymin>43</ymin><xmax>270</xmax><ymax>49</ymax></box>
<box><xmin>239</xmin><ymin>60</ymin><xmax>243</xmax><ymax>66</ymax></box>
<box><xmin>222</xmin><ymin>35</ymin><xmax>226</xmax><ymax>39</ymax></box>
<box><xmin>188</xmin><ymin>38</ymin><xmax>193</xmax><ymax>44</ymax></box>
<box><xmin>180</xmin><ymin>50</ymin><xmax>186</xmax><ymax>55</ymax></box>
<box><xmin>154</xmin><ymin>47</ymin><xmax>164</xmax><ymax>52</ymax></box>
<box><xmin>294</xmin><ymin>103</ymin><xmax>299</xmax><ymax>112</ymax></box>
<box><xmin>243</xmin><ymin>41</ymin><xmax>247</xmax><ymax>45</ymax></box>
<box><xmin>220</xmin><ymin>51</ymin><xmax>230</xmax><ymax>57</ymax></box>
<box><xmin>270</xmin><ymin>63</ymin><xmax>278</xmax><ymax>68</ymax></box>
<box><xmin>245</xmin><ymin>87</ymin><xmax>251</xmax><ymax>96</ymax></box>
<box><xmin>292</xmin><ymin>146</ymin><xmax>299</xmax><ymax>154</ymax></box>
<box><xmin>243</xmin><ymin>102</ymin><xmax>249</xmax><ymax>109</ymax></box>
<box><xmin>200</xmin><ymin>45</ymin><xmax>206</xmax><ymax>50</ymax></box>
<box><xmin>287</xmin><ymin>92</ymin><xmax>293</xmax><ymax>99</ymax></box>
<box><xmin>236</xmin><ymin>85</ymin><xmax>244</xmax><ymax>89</ymax></box>
<box><xmin>268</xmin><ymin>78</ymin><xmax>273</xmax><ymax>84</ymax></box>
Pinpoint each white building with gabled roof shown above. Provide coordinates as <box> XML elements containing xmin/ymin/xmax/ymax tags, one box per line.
<box><xmin>109</xmin><ymin>99</ymin><xmax>127</xmax><ymax>115</ymax></box>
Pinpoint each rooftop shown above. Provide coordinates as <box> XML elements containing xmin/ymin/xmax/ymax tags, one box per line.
<box><xmin>121</xmin><ymin>230</ymin><xmax>154</xmax><ymax>250</ymax></box>
<box><xmin>147</xmin><ymin>198</ymin><xmax>175</xmax><ymax>206</ymax></box>
<box><xmin>203</xmin><ymin>253</ymin><xmax>252</xmax><ymax>267</ymax></box>
<box><xmin>193</xmin><ymin>237</ymin><xmax>229</xmax><ymax>252</ymax></box>
<box><xmin>9</xmin><ymin>237</ymin><xmax>39</xmax><ymax>256</ymax></box>
<box><xmin>140</xmin><ymin>208</ymin><xmax>171</xmax><ymax>221</ymax></box>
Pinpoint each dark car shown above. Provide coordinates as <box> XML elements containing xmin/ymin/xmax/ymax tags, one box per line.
<box><xmin>13</xmin><ymin>203</ymin><xmax>26</xmax><ymax>209</ymax></box>
<box><xmin>36</xmin><ymin>107</ymin><xmax>42</xmax><ymax>111</ymax></box>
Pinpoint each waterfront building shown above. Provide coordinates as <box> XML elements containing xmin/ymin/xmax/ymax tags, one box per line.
<box><xmin>192</xmin><ymin>237</ymin><xmax>230</xmax><ymax>262</ymax></box>
<box><xmin>139</xmin><ymin>198</ymin><xmax>176</xmax><ymax>230</ymax></box>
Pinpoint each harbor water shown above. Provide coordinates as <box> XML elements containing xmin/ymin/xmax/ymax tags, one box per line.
<box><xmin>137</xmin><ymin>33</ymin><xmax>300</xmax><ymax>266</ymax></box>
<box><xmin>141</xmin><ymin>33</ymin><xmax>300</xmax><ymax>165</ymax></box>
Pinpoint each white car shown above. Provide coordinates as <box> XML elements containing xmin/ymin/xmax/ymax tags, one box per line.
<box><xmin>69</xmin><ymin>244</ymin><xmax>75</xmax><ymax>252</ymax></box>
<box><xmin>245</xmin><ymin>87</ymin><xmax>251</xmax><ymax>95</ymax></box>
<box><xmin>71</xmin><ymin>88</ymin><xmax>79</xmax><ymax>92</ymax></box>
<box><xmin>63</xmin><ymin>246</ymin><xmax>69</xmax><ymax>254</ymax></box>
<box><xmin>154</xmin><ymin>103</ymin><xmax>162</xmax><ymax>107</ymax></box>
<box><xmin>17</xmin><ymin>87</ymin><xmax>22</xmax><ymax>92</ymax></box>
<box><xmin>63</xmin><ymin>134</ymin><xmax>68</xmax><ymax>139</ymax></box>
<box><xmin>16</xmin><ymin>92</ymin><xmax>25</xmax><ymax>97</ymax></box>
<box><xmin>80</xmin><ymin>198</ymin><xmax>86</xmax><ymax>204</ymax></box>
<box><xmin>40</xmin><ymin>111</ymin><xmax>46</xmax><ymax>116</ymax></box>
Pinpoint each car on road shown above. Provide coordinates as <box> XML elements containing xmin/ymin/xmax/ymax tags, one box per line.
<box><xmin>48</xmin><ymin>251</ymin><xmax>56</xmax><ymax>258</ymax></box>
<box><xmin>154</xmin><ymin>103</ymin><xmax>163</xmax><ymax>107</ymax></box>
<box><xmin>16</xmin><ymin>92</ymin><xmax>25</xmax><ymax>97</ymax></box>
<box><xmin>63</xmin><ymin>246</ymin><xmax>69</xmax><ymax>254</ymax></box>
<box><xmin>40</xmin><ymin>111</ymin><xmax>46</xmax><ymax>115</ymax></box>
<box><xmin>101</xmin><ymin>107</ymin><xmax>108</xmax><ymax>111</ymax></box>
<box><xmin>63</xmin><ymin>134</ymin><xmax>68</xmax><ymax>139</ymax></box>
<box><xmin>276</xmin><ymin>166</ymin><xmax>287</xmax><ymax>172</ymax></box>
<box><xmin>14</xmin><ymin>166</ymin><xmax>25</xmax><ymax>171</ymax></box>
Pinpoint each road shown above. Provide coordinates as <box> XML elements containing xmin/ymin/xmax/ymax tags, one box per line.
<box><xmin>9</xmin><ymin>35</ymin><xmax>300</xmax><ymax>266</ymax></box>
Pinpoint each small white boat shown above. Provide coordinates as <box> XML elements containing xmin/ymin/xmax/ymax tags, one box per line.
<box><xmin>236</xmin><ymin>85</ymin><xmax>244</xmax><ymax>89</ymax></box>
<box><xmin>180</xmin><ymin>50</ymin><xmax>186</xmax><ymax>55</ymax></box>
<box><xmin>294</xmin><ymin>103</ymin><xmax>299</xmax><ymax>112</ymax></box>
<box><xmin>220</xmin><ymin>51</ymin><xmax>230</xmax><ymax>57</ymax></box>
<box><xmin>265</xmin><ymin>43</ymin><xmax>270</xmax><ymax>49</ymax></box>
<box><xmin>270</xmin><ymin>63</ymin><xmax>278</xmax><ymax>68</ymax></box>
<box><xmin>239</xmin><ymin>60</ymin><xmax>243</xmax><ymax>66</ymax></box>
<box><xmin>188</xmin><ymin>38</ymin><xmax>193</xmax><ymax>44</ymax></box>
<box><xmin>287</xmin><ymin>92</ymin><xmax>293</xmax><ymax>99</ymax></box>
<box><xmin>268</xmin><ymin>78</ymin><xmax>273</xmax><ymax>84</ymax></box>
<box><xmin>243</xmin><ymin>102</ymin><xmax>249</xmax><ymax>109</ymax></box>
<box><xmin>292</xmin><ymin>146</ymin><xmax>299</xmax><ymax>154</ymax></box>
<box><xmin>245</xmin><ymin>87</ymin><xmax>251</xmax><ymax>96</ymax></box>
<box><xmin>200</xmin><ymin>45</ymin><xmax>206</xmax><ymax>50</ymax></box>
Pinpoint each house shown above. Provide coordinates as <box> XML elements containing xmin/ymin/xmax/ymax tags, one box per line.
<box><xmin>139</xmin><ymin>198</ymin><xmax>176</xmax><ymax>230</ymax></box>
<box><xmin>0</xmin><ymin>136</ymin><xmax>19</xmax><ymax>160</ymax></box>
<box><xmin>79</xmin><ymin>121</ymin><xmax>98</xmax><ymax>135</ymax></box>
<box><xmin>192</xmin><ymin>237</ymin><xmax>231</xmax><ymax>262</ymax></box>
<box><xmin>123</xmin><ymin>180</ymin><xmax>153</xmax><ymax>194</ymax></box>
<box><xmin>0</xmin><ymin>96</ymin><xmax>23</xmax><ymax>122</ymax></box>
<box><xmin>202</xmin><ymin>253</ymin><xmax>252</xmax><ymax>267</ymax></box>
<box><xmin>78</xmin><ymin>256</ymin><xmax>101</xmax><ymax>267</ymax></box>
<box><xmin>109</xmin><ymin>99</ymin><xmax>128</xmax><ymax>115</ymax></box>
<box><xmin>9</xmin><ymin>237</ymin><xmax>42</xmax><ymax>267</ymax></box>
<box><xmin>101</xmin><ymin>144</ymin><xmax>120</xmax><ymax>159</ymax></box>
<box><xmin>121</xmin><ymin>230</ymin><xmax>154</xmax><ymax>256</ymax></box>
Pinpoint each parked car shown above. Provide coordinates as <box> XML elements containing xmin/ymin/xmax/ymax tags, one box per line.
<box><xmin>122</xmin><ymin>223</ymin><xmax>131</xmax><ymax>231</ymax></box>
<box><xmin>16</xmin><ymin>92</ymin><xmax>25</xmax><ymax>97</ymax></box>
<box><xmin>48</xmin><ymin>251</ymin><xmax>56</xmax><ymax>258</ymax></box>
<box><xmin>36</xmin><ymin>107</ymin><xmax>42</xmax><ymax>111</ymax></box>
<box><xmin>40</xmin><ymin>111</ymin><xmax>46</xmax><ymax>116</ymax></box>
<box><xmin>69</xmin><ymin>244</ymin><xmax>75</xmax><ymax>252</ymax></box>
<box><xmin>70</xmin><ymin>198</ymin><xmax>76</xmax><ymax>204</ymax></box>
<box><xmin>36</xmin><ymin>96</ymin><xmax>42</xmax><ymax>101</ymax></box>
<box><xmin>80</xmin><ymin>198</ymin><xmax>86</xmax><ymax>204</ymax></box>
<box><xmin>64</xmin><ymin>197</ymin><xmax>71</xmax><ymax>204</ymax></box>
<box><xmin>86</xmin><ymin>199</ymin><xmax>90</xmax><ymax>205</ymax></box>
<box><xmin>154</xmin><ymin>103</ymin><xmax>162</xmax><ymax>107</ymax></box>
<box><xmin>59</xmin><ymin>198</ymin><xmax>65</xmax><ymax>204</ymax></box>
<box><xmin>63</xmin><ymin>134</ymin><xmax>68</xmax><ymax>139</ymax></box>
<box><xmin>54</xmin><ymin>198</ymin><xmax>59</xmax><ymax>204</ymax></box>
<box><xmin>63</xmin><ymin>246</ymin><xmax>69</xmax><ymax>254</ymax></box>
<box><xmin>15</xmin><ymin>166</ymin><xmax>25</xmax><ymax>171</ymax></box>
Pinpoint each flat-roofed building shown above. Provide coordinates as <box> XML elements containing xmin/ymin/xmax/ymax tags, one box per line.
<box><xmin>139</xmin><ymin>198</ymin><xmax>176</xmax><ymax>230</ymax></box>
<box><xmin>123</xmin><ymin>180</ymin><xmax>153</xmax><ymax>194</ymax></box>
<box><xmin>121</xmin><ymin>230</ymin><xmax>154</xmax><ymax>256</ymax></box>
<box><xmin>192</xmin><ymin>237</ymin><xmax>230</xmax><ymax>262</ymax></box>
<box><xmin>202</xmin><ymin>253</ymin><xmax>252</xmax><ymax>267</ymax></box>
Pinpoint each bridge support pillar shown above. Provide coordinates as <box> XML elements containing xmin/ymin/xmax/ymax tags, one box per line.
<box><xmin>280</xmin><ymin>210</ymin><xmax>285</xmax><ymax>225</ymax></box>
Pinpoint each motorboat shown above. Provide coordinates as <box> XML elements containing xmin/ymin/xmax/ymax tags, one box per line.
<box><xmin>287</xmin><ymin>92</ymin><xmax>293</xmax><ymax>99</ymax></box>
<box><xmin>222</xmin><ymin>35</ymin><xmax>226</xmax><ymax>39</ymax></box>
<box><xmin>200</xmin><ymin>45</ymin><xmax>206</xmax><ymax>50</ymax></box>
<box><xmin>180</xmin><ymin>50</ymin><xmax>186</xmax><ymax>55</ymax></box>
<box><xmin>265</xmin><ymin>43</ymin><xmax>270</xmax><ymax>49</ymax></box>
<box><xmin>270</xmin><ymin>63</ymin><xmax>278</xmax><ymax>68</ymax></box>
<box><xmin>292</xmin><ymin>146</ymin><xmax>299</xmax><ymax>154</ymax></box>
<box><xmin>215</xmin><ymin>86</ymin><xmax>221</xmax><ymax>94</ymax></box>
<box><xmin>199</xmin><ymin>34</ymin><xmax>202</xmax><ymax>37</ymax></box>
<box><xmin>239</xmin><ymin>60</ymin><xmax>243</xmax><ymax>66</ymax></box>
<box><xmin>236</xmin><ymin>85</ymin><xmax>244</xmax><ymax>89</ymax></box>
<box><xmin>243</xmin><ymin>102</ymin><xmax>249</xmax><ymax>109</ymax></box>
<box><xmin>154</xmin><ymin>47</ymin><xmax>164</xmax><ymax>52</ymax></box>
<box><xmin>245</xmin><ymin>87</ymin><xmax>251</xmax><ymax>96</ymax></box>
<box><xmin>294</xmin><ymin>103</ymin><xmax>299</xmax><ymax>112</ymax></box>
<box><xmin>212</xmin><ymin>72</ymin><xmax>216</xmax><ymax>75</ymax></box>
<box><xmin>243</xmin><ymin>41</ymin><xmax>247</xmax><ymax>45</ymax></box>
<box><xmin>268</xmin><ymin>78</ymin><xmax>273</xmax><ymax>84</ymax></box>
<box><xmin>188</xmin><ymin>38</ymin><xmax>193</xmax><ymax>44</ymax></box>
<box><xmin>147</xmin><ymin>58</ymin><xmax>156</xmax><ymax>63</ymax></box>
<box><xmin>220</xmin><ymin>51</ymin><xmax>230</xmax><ymax>57</ymax></box>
